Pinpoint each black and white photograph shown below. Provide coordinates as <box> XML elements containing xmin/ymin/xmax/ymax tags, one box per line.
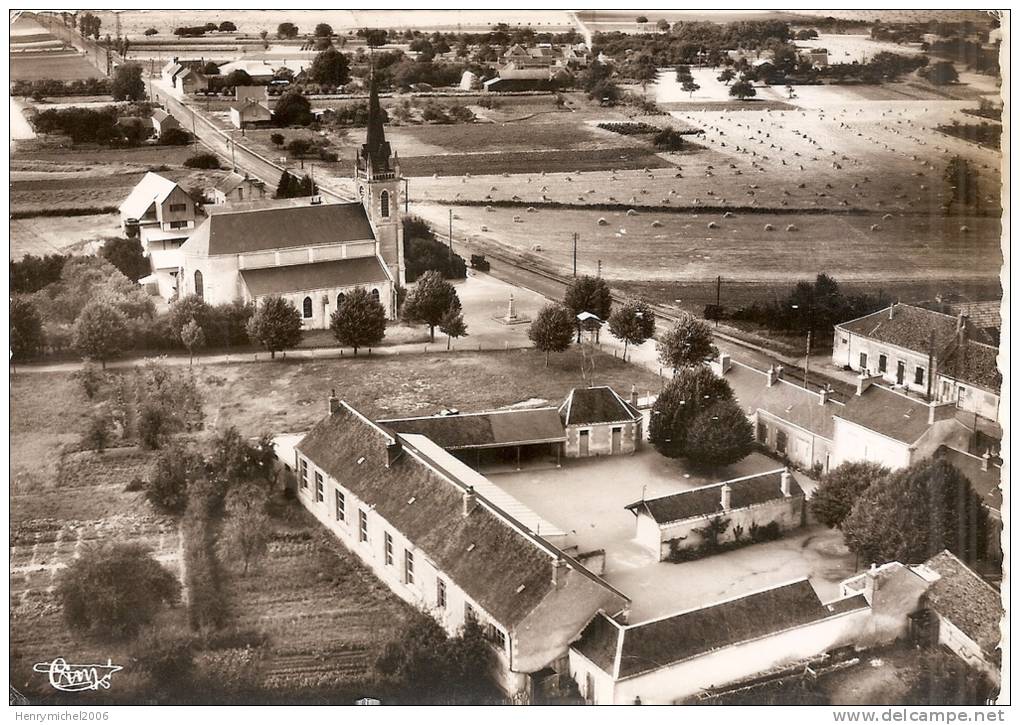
<box><xmin>8</xmin><ymin>6</ymin><xmax>1009</xmax><ymax>712</ymax></box>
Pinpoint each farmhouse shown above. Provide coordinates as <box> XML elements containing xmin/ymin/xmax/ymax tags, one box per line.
<box><xmin>150</xmin><ymin>108</ymin><xmax>180</xmax><ymax>139</ymax></box>
<box><xmin>161</xmin><ymin>60</ymin><xmax>208</xmax><ymax>97</ymax></box>
<box><xmin>625</xmin><ymin>469</ymin><xmax>804</xmax><ymax>561</ymax></box>
<box><xmin>934</xmin><ymin>337</ymin><xmax>1002</xmax><ymax>424</ymax></box>
<box><xmin>211</xmin><ymin>172</ymin><xmax>267</xmax><ymax>205</ymax></box>
<box><xmin>229</xmin><ymin>100</ymin><xmax>273</xmax><ymax>129</ymax></box>
<box><xmin>294</xmin><ymin>397</ymin><xmax>630</xmax><ymax>696</ymax></box>
<box><xmin>559</xmin><ymin>386</ymin><xmax>643</xmax><ymax>458</ymax></box>
<box><xmin>218</xmin><ymin>58</ymin><xmax>309</xmax><ymax>83</ymax></box>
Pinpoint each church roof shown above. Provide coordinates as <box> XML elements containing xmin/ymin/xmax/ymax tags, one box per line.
<box><xmin>181</xmin><ymin>202</ymin><xmax>375</xmax><ymax>256</ymax></box>
<box><xmin>358</xmin><ymin>78</ymin><xmax>393</xmax><ymax>176</ymax></box>
<box><xmin>239</xmin><ymin>257</ymin><xmax>389</xmax><ymax>297</ymax></box>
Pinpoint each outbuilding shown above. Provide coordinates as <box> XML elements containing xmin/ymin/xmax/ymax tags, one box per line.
<box><xmin>559</xmin><ymin>386</ymin><xmax>643</xmax><ymax>458</ymax></box>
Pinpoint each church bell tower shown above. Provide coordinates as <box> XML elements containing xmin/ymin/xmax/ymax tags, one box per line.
<box><xmin>356</xmin><ymin>78</ymin><xmax>405</xmax><ymax>288</ymax></box>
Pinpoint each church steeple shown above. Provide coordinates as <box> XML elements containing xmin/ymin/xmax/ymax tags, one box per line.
<box><xmin>357</xmin><ymin>75</ymin><xmax>394</xmax><ymax>179</ymax></box>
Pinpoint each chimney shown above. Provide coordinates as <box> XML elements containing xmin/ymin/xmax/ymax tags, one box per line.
<box><xmin>856</xmin><ymin>372</ymin><xmax>882</xmax><ymax>396</ymax></box>
<box><xmin>328</xmin><ymin>389</ymin><xmax>340</xmax><ymax>416</ymax></box>
<box><xmin>630</xmin><ymin>384</ymin><xmax>639</xmax><ymax>407</ymax></box>
<box><xmin>766</xmin><ymin>365</ymin><xmax>778</xmax><ymax>387</ymax></box>
<box><xmin>780</xmin><ymin>469</ymin><xmax>792</xmax><ymax>497</ymax></box>
<box><xmin>386</xmin><ymin>440</ymin><xmax>402</xmax><ymax>468</ymax></box>
<box><xmin>716</xmin><ymin>352</ymin><xmax>732</xmax><ymax>376</ymax></box>
<box><xmin>551</xmin><ymin>557</ymin><xmax>569</xmax><ymax>586</ymax></box>
<box><xmin>720</xmin><ymin>484</ymin><xmax>732</xmax><ymax>511</ymax></box>
<box><xmin>462</xmin><ymin>486</ymin><xmax>477</xmax><ymax>516</ymax></box>
<box><xmin>981</xmin><ymin>451</ymin><xmax>991</xmax><ymax>472</ymax></box>
<box><xmin>888</xmin><ymin>304</ymin><xmax>895</xmax><ymax>320</ymax></box>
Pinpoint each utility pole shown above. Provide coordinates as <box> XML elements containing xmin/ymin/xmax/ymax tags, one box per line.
<box><xmin>403</xmin><ymin>177</ymin><xmax>409</xmax><ymax>213</ymax></box>
<box><xmin>448</xmin><ymin>208</ymin><xmax>454</xmax><ymax>254</ymax></box>
<box><xmin>715</xmin><ymin>274</ymin><xmax>721</xmax><ymax>327</ymax></box>
<box><xmin>803</xmin><ymin>330</ymin><xmax>812</xmax><ymax>389</ymax></box>
<box><xmin>573</xmin><ymin>232</ymin><xmax>577</xmax><ymax>277</ymax></box>
<box><xmin>926</xmin><ymin>329</ymin><xmax>935</xmax><ymax>401</ymax></box>
<box><xmin>597</xmin><ymin>259</ymin><xmax>602</xmax><ymax>277</ymax></box>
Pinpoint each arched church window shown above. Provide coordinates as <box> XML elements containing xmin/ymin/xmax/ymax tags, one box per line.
<box><xmin>337</xmin><ymin>293</ymin><xmax>346</xmax><ymax>308</ymax></box>
<box><xmin>380</xmin><ymin>190</ymin><xmax>390</xmax><ymax>218</ymax></box>
<box><xmin>302</xmin><ymin>296</ymin><xmax>313</xmax><ymax>319</ymax></box>
<box><xmin>194</xmin><ymin>270</ymin><xmax>204</xmax><ymax>299</ymax></box>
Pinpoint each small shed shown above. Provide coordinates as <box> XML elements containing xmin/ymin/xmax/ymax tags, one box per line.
<box><xmin>558</xmin><ymin>386</ymin><xmax>643</xmax><ymax>458</ymax></box>
<box><xmin>229</xmin><ymin>100</ymin><xmax>273</xmax><ymax>129</ymax></box>
<box><xmin>150</xmin><ymin>108</ymin><xmax>180</xmax><ymax>139</ymax></box>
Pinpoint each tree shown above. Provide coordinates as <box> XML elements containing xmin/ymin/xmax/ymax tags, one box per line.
<box><xmin>683</xmin><ymin>400</ymin><xmax>754</xmax><ymax>467</ymax></box>
<box><xmin>246</xmin><ymin>296</ymin><xmax>303</xmax><ymax>359</ymax></box>
<box><xmin>944</xmin><ymin>155</ymin><xmax>981</xmax><ymax>212</ymax></box>
<box><xmin>57</xmin><ymin>543</ymin><xmax>181</xmax><ymax>639</ymax></box>
<box><xmin>636</xmin><ymin>16</ymin><xmax>649</xmax><ymax>24</ymax></box>
<box><xmin>277</xmin><ymin>22</ymin><xmax>299</xmax><ymax>39</ymax></box>
<box><xmin>682</xmin><ymin>79</ymin><xmax>701</xmax><ymax>97</ymax></box>
<box><xmin>314</xmin><ymin>22</ymin><xmax>333</xmax><ymax>37</ymax></box>
<box><xmin>402</xmin><ymin>271</ymin><xmax>461</xmax><ymax>343</ymax></box>
<box><xmin>73</xmin><ymin>300</ymin><xmax>127</xmax><ymax>369</ymax></box>
<box><xmin>11</xmin><ymin>297</ymin><xmax>44</xmax><ymax>363</ymax></box>
<box><xmin>376</xmin><ymin>609</ymin><xmax>450</xmax><ymax>691</ymax></box>
<box><xmin>222</xmin><ymin>69</ymin><xmax>253</xmax><ymax>88</ymax></box>
<box><xmin>657</xmin><ymin>19</ymin><xmax>670</xmax><ymax>31</ymax></box>
<box><xmin>563</xmin><ymin>275</ymin><xmax>612</xmax><ymax>342</ymax></box>
<box><xmin>131</xmin><ymin>627</ymin><xmax>196</xmax><ymax>696</ymax></box>
<box><xmin>180</xmin><ymin>319</ymin><xmax>206</xmax><ymax>365</ymax></box>
<box><xmin>101</xmin><ymin>236</ymin><xmax>148</xmax><ymax>282</ymax></box>
<box><xmin>270</xmin><ymin>132</ymin><xmax>285</xmax><ymax>146</ymax></box>
<box><xmin>362</xmin><ymin>28</ymin><xmax>388</xmax><ymax>48</ymax></box>
<box><xmin>160</xmin><ymin>127</ymin><xmax>192</xmax><ymax>146</ymax></box>
<box><xmin>147</xmin><ymin>443</ymin><xmax>204</xmax><ymax>515</ymax></box>
<box><xmin>717</xmin><ymin>68</ymin><xmax>736</xmax><ymax>85</ymax></box>
<box><xmin>111</xmin><ymin>63</ymin><xmax>145</xmax><ymax>101</ymax></box>
<box><xmin>528</xmin><ymin>304</ymin><xmax>575</xmax><ymax>366</ymax></box>
<box><xmin>286</xmin><ymin>138</ymin><xmax>313</xmax><ymax>157</ymax></box>
<box><xmin>439</xmin><ymin>306</ymin><xmax>468</xmax><ymax>350</ymax></box>
<box><xmin>184</xmin><ymin>153</ymin><xmax>221</xmax><ymax>169</ymax></box>
<box><xmin>207</xmin><ymin>427</ymin><xmax>276</xmax><ymax>494</ymax></box>
<box><xmin>729</xmin><ymin>78</ymin><xmax>756</xmax><ymax>100</ymax></box>
<box><xmin>82</xmin><ymin>408</ymin><xmax>113</xmax><ymax>452</ymax></box>
<box><xmin>218</xmin><ymin>21</ymin><xmax>237</xmax><ymax>32</ymax></box>
<box><xmin>657</xmin><ymin>313</ymin><xmax>716</xmax><ymax>373</ymax></box>
<box><xmin>329</xmin><ymin>287</ymin><xmax>386</xmax><ymax>355</ymax></box>
<box><xmin>273</xmin><ymin>89</ymin><xmax>313</xmax><ymax>126</ymax></box>
<box><xmin>144</xmin><ymin>27</ymin><xmax>158</xmax><ymax>36</ymax></box>
<box><xmin>842</xmin><ymin>458</ymin><xmax>990</xmax><ymax>565</ymax></box>
<box><xmin>811</xmin><ymin>462</ymin><xmax>890</xmax><ymax>529</ymax></box>
<box><xmin>223</xmin><ymin>481</ymin><xmax>270</xmax><ymax>575</ymax></box>
<box><xmin>921</xmin><ymin>60</ymin><xmax>959</xmax><ymax>85</ymax></box>
<box><xmin>168</xmin><ymin>295</ymin><xmax>213</xmax><ymax>341</ymax></box>
<box><xmin>649</xmin><ymin>366</ymin><xmax>735</xmax><ymax>459</ymax></box>
<box><xmin>608</xmin><ymin>301</ymin><xmax>655</xmax><ymax>359</ymax></box>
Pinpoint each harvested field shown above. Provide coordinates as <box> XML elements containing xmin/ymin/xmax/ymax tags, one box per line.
<box><xmin>10</xmin><ymin>214</ymin><xmax>121</xmax><ymax>260</ymax></box>
<box><xmin>401</xmin><ymin>147</ymin><xmax>673</xmax><ymax>177</ymax></box>
<box><xmin>10</xmin><ymin>17</ymin><xmax>102</xmax><ymax>82</ymax></box>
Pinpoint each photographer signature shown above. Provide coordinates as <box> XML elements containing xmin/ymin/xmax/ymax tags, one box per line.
<box><xmin>33</xmin><ymin>658</ymin><xmax>123</xmax><ymax>692</ymax></box>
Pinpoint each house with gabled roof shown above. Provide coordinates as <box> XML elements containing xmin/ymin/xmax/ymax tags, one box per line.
<box><xmin>934</xmin><ymin>337</ymin><xmax>1002</xmax><ymax>424</ymax></box>
<box><xmin>211</xmin><ymin>172</ymin><xmax>267</xmax><ymax>205</ymax></box>
<box><xmin>625</xmin><ymin>468</ymin><xmax>804</xmax><ymax>560</ymax></box>
<box><xmin>150</xmin><ymin>108</ymin><xmax>180</xmax><ymax>139</ymax></box>
<box><xmin>559</xmin><ymin>386</ymin><xmax>643</xmax><ymax>457</ymax></box>
<box><xmin>294</xmin><ymin>396</ymin><xmax>630</xmax><ymax>696</ymax></box>
<box><xmin>229</xmin><ymin>99</ymin><xmax>272</xmax><ymax>129</ymax></box>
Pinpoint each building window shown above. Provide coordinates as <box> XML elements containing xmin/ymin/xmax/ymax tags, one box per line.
<box><xmin>380</xmin><ymin>190</ymin><xmax>390</xmax><ymax>218</ymax></box>
<box><xmin>776</xmin><ymin>430</ymin><xmax>788</xmax><ymax>454</ymax></box>
<box><xmin>465</xmin><ymin>603</ymin><xmax>476</xmax><ymax>623</ymax></box>
<box><xmin>404</xmin><ymin>549</ymin><xmax>415</xmax><ymax>585</ymax></box>
<box><xmin>194</xmin><ymin>270</ymin><xmax>204</xmax><ymax>299</ymax></box>
<box><xmin>756</xmin><ymin>421</ymin><xmax>767</xmax><ymax>443</ymax></box>
<box><xmin>299</xmin><ymin>458</ymin><xmax>308</xmax><ymax>488</ymax></box>
<box><xmin>337</xmin><ymin>293</ymin><xmax>346</xmax><ymax>308</ymax></box>
<box><xmin>914</xmin><ymin>366</ymin><xmax>925</xmax><ymax>386</ymax></box>
<box><xmin>878</xmin><ymin>354</ymin><xmax>887</xmax><ymax>373</ymax></box>
<box><xmin>486</xmin><ymin>624</ymin><xmax>507</xmax><ymax>652</ymax></box>
<box><xmin>302</xmin><ymin>296</ymin><xmax>313</xmax><ymax>318</ymax></box>
<box><xmin>314</xmin><ymin>471</ymin><xmax>324</xmax><ymax>502</ymax></box>
<box><xmin>859</xmin><ymin>352</ymin><xmax>868</xmax><ymax>371</ymax></box>
<box><xmin>335</xmin><ymin>489</ymin><xmax>346</xmax><ymax>522</ymax></box>
<box><xmin>371</xmin><ymin>288</ymin><xmax>380</xmax><ymax>302</ymax></box>
<box><xmin>169</xmin><ymin>203</ymin><xmax>187</xmax><ymax>212</ymax></box>
<box><xmin>169</xmin><ymin>219</ymin><xmax>189</xmax><ymax>229</ymax></box>
<box><xmin>359</xmin><ymin>509</ymin><xmax>368</xmax><ymax>542</ymax></box>
<box><xmin>384</xmin><ymin>532</ymin><xmax>394</xmax><ymax>566</ymax></box>
<box><xmin>437</xmin><ymin>579</ymin><xmax>447</xmax><ymax>609</ymax></box>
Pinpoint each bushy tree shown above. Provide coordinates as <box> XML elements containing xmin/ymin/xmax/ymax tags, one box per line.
<box><xmin>920</xmin><ymin>60</ymin><xmax>959</xmax><ymax>85</ymax></box>
<box><xmin>222</xmin><ymin>69</ymin><xmax>253</xmax><ymax>88</ymax></box>
<box><xmin>314</xmin><ymin>22</ymin><xmax>333</xmax><ymax>37</ymax></box>
<box><xmin>184</xmin><ymin>153</ymin><xmax>221</xmax><ymax>169</ymax></box>
<box><xmin>58</xmin><ymin>543</ymin><xmax>181</xmax><ymax>639</ymax></box>
<box><xmin>274</xmin><ymin>90</ymin><xmax>313</xmax><ymax>126</ymax></box>
<box><xmin>842</xmin><ymin>458</ymin><xmax>990</xmax><ymax>565</ymax></box>
<box><xmin>222</xmin><ymin>481</ymin><xmax>271</xmax><ymax>574</ymax></box>
<box><xmin>649</xmin><ymin>366</ymin><xmax>735</xmax><ymax>459</ymax></box>
<box><xmin>73</xmin><ymin>300</ymin><xmax>128</xmax><ymax>368</ymax></box>
<box><xmin>439</xmin><ymin>306</ymin><xmax>468</xmax><ymax>350</ymax></box>
<box><xmin>683</xmin><ymin>400</ymin><xmax>753</xmax><ymax>467</ymax></box>
<box><xmin>657</xmin><ymin>313</ymin><xmax>716</xmax><ymax>372</ymax></box>
<box><xmin>403</xmin><ymin>216</ymin><xmax>467</xmax><ymax>281</ymax></box>
<box><xmin>180</xmin><ymin>319</ymin><xmax>206</xmax><ymax>365</ymax></box>
<box><xmin>131</xmin><ymin>626</ymin><xmax>196</xmax><ymax>697</ymax></box>
<box><xmin>277</xmin><ymin>22</ymin><xmax>299</xmax><ymax>39</ymax></box>
<box><xmin>147</xmin><ymin>443</ymin><xmax>204</xmax><ymax>515</ymax></box>
<box><xmin>82</xmin><ymin>408</ymin><xmax>113</xmax><ymax>452</ymax></box>
<box><xmin>729</xmin><ymin>78</ymin><xmax>756</xmax><ymax>99</ymax></box>
<box><xmin>168</xmin><ymin>295</ymin><xmax>213</xmax><ymax>341</ymax></box>
<box><xmin>246</xmin><ymin>295</ymin><xmax>303</xmax><ymax>358</ymax></box>
<box><xmin>563</xmin><ymin>275</ymin><xmax>612</xmax><ymax>342</ymax></box>
<box><xmin>11</xmin><ymin>297</ymin><xmax>44</xmax><ymax>363</ymax></box>
<box><xmin>608</xmin><ymin>300</ymin><xmax>655</xmax><ymax>359</ymax></box>
<box><xmin>528</xmin><ymin>304</ymin><xmax>575</xmax><ymax>366</ymax></box>
<box><xmin>811</xmin><ymin>462</ymin><xmax>890</xmax><ymax>529</ymax></box>
<box><xmin>270</xmin><ymin>132</ymin><xmax>285</xmax><ymax>146</ymax></box>
<box><xmin>329</xmin><ymin>286</ymin><xmax>386</xmax><ymax>355</ymax></box>
<box><xmin>402</xmin><ymin>271</ymin><xmax>461</xmax><ymax>343</ymax></box>
<box><xmin>144</xmin><ymin>27</ymin><xmax>158</xmax><ymax>36</ymax></box>
<box><xmin>101</xmin><ymin>236</ymin><xmax>149</xmax><ymax>282</ymax></box>
<box><xmin>718</xmin><ymin>67</ymin><xmax>736</xmax><ymax>85</ymax></box>
<box><xmin>207</xmin><ymin>427</ymin><xmax>276</xmax><ymax>494</ymax></box>
<box><xmin>111</xmin><ymin>63</ymin><xmax>145</xmax><ymax>101</ymax></box>
<box><xmin>218</xmin><ymin>21</ymin><xmax>237</xmax><ymax>32</ymax></box>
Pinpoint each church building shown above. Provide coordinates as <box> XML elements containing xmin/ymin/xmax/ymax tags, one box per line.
<box><xmin>176</xmin><ymin>82</ymin><xmax>405</xmax><ymax>327</ymax></box>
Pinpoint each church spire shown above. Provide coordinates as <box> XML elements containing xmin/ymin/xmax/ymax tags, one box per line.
<box><xmin>365</xmin><ymin>73</ymin><xmax>386</xmax><ymax>155</ymax></box>
<box><xmin>357</xmin><ymin>67</ymin><xmax>393</xmax><ymax>179</ymax></box>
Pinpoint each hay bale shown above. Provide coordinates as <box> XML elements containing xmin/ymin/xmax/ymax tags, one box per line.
<box><xmin>513</xmin><ymin>215</ymin><xmax>522</xmax><ymax>223</ymax></box>
<box><xmin>960</xmin><ymin>225</ymin><xmax>970</xmax><ymax>232</ymax></box>
<box><xmin>480</xmin><ymin>225</ymin><xmax>488</xmax><ymax>232</ymax></box>
<box><xmin>626</xmin><ymin>209</ymin><xmax>638</xmax><ymax>216</ymax></box>
<box><xmin>786</xmin><ymin>224</ymin><xmax>798</xmax><ymax>232</ymax></box>
<box><xmin>764</xmin><ymin>224</ymin><xmax>774</xmax><ymax>231</ymax></box>
<box><xmin>882</xmin><ymin>213</ymin><xmax>893</xmax><ymax>220</ymax></box>
<box><xmin>870</xmin><ymin>224</ymin><xmax>880</xmax><ymax>232</ymax></box>
<box><xmin>527</xmin><ymin>206</ymin><xmax>537</xmax><ymax>213</ymax></box>
<box><xmin>707</xmin><ymin>222</ymin><xmax>719</xmax><ymax>229</ymax></box>
<box><xmin>485</xmin><ymin>205</ymin><xmax>495</xmax><ymax>212</ymax></box>
<box><xmin>723</xmin><ymin>211</ymin><xmax>734</xmax><ymax>218</ymax></box>
<box><xmin>597</xmin><ymin>217</ymin><xmax>609</xmax><ymax>226</ymax></box>
<box><xmin>651</xmin><ymin>220</ymin><xmax>663</xmax><ymax>228</ymax></box>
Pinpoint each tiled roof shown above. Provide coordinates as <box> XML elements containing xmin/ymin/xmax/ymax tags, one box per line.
<box><xmin>379</xmin><ymin>408</ymin><xmax>566</xmax><ymax>450</ymax></box>
<box><xmin>938</xmin><ymin>339</ymin><xmax>1001</xmax><ymax>393</ymax></box>
<box><xmin>182</xmin><ymin>202</ymin><xmax>375</xmax><ymax>256</ymax></box>
<box><xmin>214</xmin><ymin>172</ymin><xmax>249</xmax><ymax>194</ymax></box>
<box><xmin>239</xmin><ymin>257</ymin><xmax>388</xmax><ymax>297</ymax></box>
<box><xmin>625</xmin><ymin>469</ymin><xmax>801</xmax><ymax>525</ymax></box>
<box><xmin>151</xmin><ymin>108</ymin><xmax>177</xmax><ymax>124</ymax></box>
<box><xmin>559</xmin><ymin>386</ymin><xmax>641</xmax><ymax>426</ymax></box>
<box><xmin>721</xmin><ymin>361</ymin><xmax>842</xmax><ymax>440</ymax></box>
<box><xmin>296</xmin><ymin>403</ymin><xmax>627</xmax><ymax>629</ymax></box>
<box><xmin>575</xmin><ymin>580</ymin><xmax>865</xmax><ymax>679</ymax></box>
<box><xmin>837</xmin><ymin>303</ymin><xmax>991</xmax><ymax>354</ymax></box>
<box><xmin>834</xmin><ymin>385</ymin><xmax>934</xmax><ymax>444</ymax></box>
<box><xmin>934</xmin><ymin>446</ymin><xmax>1002</xmax><ymax>512</ymax></box>
<box><xmin>922</xmin><ymin>551</ymin><xmax>1002</xmax><ymax>658</ymax></box>
<box><xmin>118</xmin><ymin>171</ymin><xmax>181</xmax><ymax>219</ymax></box>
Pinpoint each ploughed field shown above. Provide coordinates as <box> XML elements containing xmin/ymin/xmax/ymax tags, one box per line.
<box><xmin>10</xmin><ymin>16</ymin><xmax>104</xmax><ymax>81</ymax></box>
